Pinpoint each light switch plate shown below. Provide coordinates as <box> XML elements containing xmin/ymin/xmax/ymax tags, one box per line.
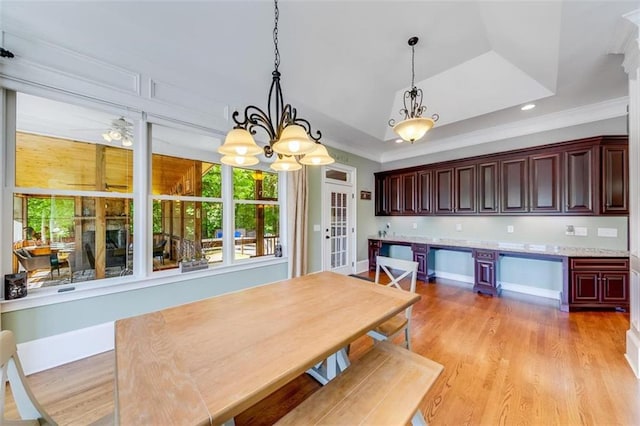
<box><xmin>507</xmin><ymin>225</ymin><xmax>514</xmax><ymax>233</ymax></box>
<box><xmin>574</xmin><ymin>226</ymin><xmax>588</xmax><ymax>236</ymax></box>
<box><xmin>313</xmin><ymin>224</ymin><xmax>321</xmax><ymax>232</ymax></box>
<box><xmin>412</xmin><ymin>223</ymin><xmax>417</xmax><ymax>229</ymax></box>
<box><xmin>455</xmin><ymin>224</ymin><xmax>462</xmax><ymax>232</ymax></box>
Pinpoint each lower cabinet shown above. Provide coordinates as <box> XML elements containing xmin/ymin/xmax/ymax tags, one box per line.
<box><xmin>472</xmin><ymin>249</ymin><xmax>501</xmax><ymax>296</ymax></box>
<box><xmin>569</xmin><ymin>258</ymin><xmax>629</xmax><ymax>310</ymax></box>
<box><xmin>368</xmin><ymin>239</ymin><xmax>382</xmax><ymax>272</ymax></box>
<box><xmin>411</xmin><ymin>243</ymin><xmax>429</xmax><ymax>282</ymax></box>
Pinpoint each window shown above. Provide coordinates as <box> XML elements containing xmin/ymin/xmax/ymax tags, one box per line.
<box><xmin>12</xmin><ymin>93</ymin><xmax>133</xmax><ymax>289</ymax></box>
<box><xmin>233</xmin><ymin>168</ymin><xmax>280</xmax><ymax>259</ymax></box>
<box><xmin>151</xmin><ymin>124</ymin><xmax>223</xmax><ymax>270</ymax></box>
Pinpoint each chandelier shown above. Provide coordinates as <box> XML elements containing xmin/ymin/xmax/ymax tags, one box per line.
<box><xmin>388</xmin><ymin>37</ymin><xmax>439</xmax><ymax>143</ymax></box>
<box><xmin>217</xmin><ymin>0</ymin><xmax>334</xmax><ymax>171</ymax></box>
<box><xmin>102</xmin><ymin>117</ymin><xmax>133</xmax><ymax>147</ymax></box>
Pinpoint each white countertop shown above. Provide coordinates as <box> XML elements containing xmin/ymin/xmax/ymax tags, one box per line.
<box><xmin>369</xmin><ymin>235</ymin><xmax>628</xmax><ymax>258</ymax></box>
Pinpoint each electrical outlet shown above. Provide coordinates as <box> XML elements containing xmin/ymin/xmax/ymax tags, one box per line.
<box><xmin>412</xmin><ymin>223</ymin><xmax>417</xmax><ymax>229</ymax></box>
<box><xmin>597</xmin><ymin>227</ymin><xmax>618</xmax><ymax>238</ymax></box>
<box><xmin>574</xmin><ymin>226</ymin><xmax>588</xmax><ymax>236</ymax></box>
<box><xmin>507</xmin><ymin>225</ymin><xmax>514</xmax><ymax>233</ymax></box>
<box><xmin>455</xmin><ymin>224</ymin><xmax>462</xmax><ymax>232</ymax></box>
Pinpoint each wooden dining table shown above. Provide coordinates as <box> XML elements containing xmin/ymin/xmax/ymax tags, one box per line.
<box><xmin>114</xmin><ymin>271</ymin><xmax>421</xmax><ymax>425</ymax></box>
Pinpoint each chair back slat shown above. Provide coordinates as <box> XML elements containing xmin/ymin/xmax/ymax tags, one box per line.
<box><xmin>375</xmin><ymin>256</ymin><xmax>418</xmax><ymax>318</ymax></box>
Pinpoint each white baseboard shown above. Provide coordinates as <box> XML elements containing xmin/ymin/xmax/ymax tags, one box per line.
<box><xmin>17</xmin><ymin>322</ymin><xmax>114</xmax><ymax>375</ymax></box>
<box><xmin>355</xmin><ymin>259</ymin><xmax>369</xmax><ymax>274</ymax></box>
<box><xmin>499</xmin><ymin>281</ymin><xmax>561</xmax><ymax>301</ymax></box>
<box><xmin>434</xmin><ymin>271</ymin><xmax>474</xmax><ymax>285</ymax></box>
<box><xmin>626</xmin><ymin>328</ymin><xmax>640</xmax><ymax>378</ymax></box>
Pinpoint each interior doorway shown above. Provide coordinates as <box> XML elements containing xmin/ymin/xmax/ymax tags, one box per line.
<box><xmin>322</xmin><ymin>164</ymin><xmax>356</xmax><ymax>275</ymax></box>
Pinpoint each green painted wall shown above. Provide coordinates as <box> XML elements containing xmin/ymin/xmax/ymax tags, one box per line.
<box><xmin>2</xmin><ymin>263</ymin><xmax>287</xmax><ymax>343</ymax></box>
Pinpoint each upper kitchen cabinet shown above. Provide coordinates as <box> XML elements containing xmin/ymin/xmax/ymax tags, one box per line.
<box><xmin>373</xmin><ymin>135</ymin><xmax>627</xmax><ymax>217</ymax></box>
<box><xmin>601</xmin><ymin>142</ymin><xmax>628</xmax><ymax>215</ymax></box>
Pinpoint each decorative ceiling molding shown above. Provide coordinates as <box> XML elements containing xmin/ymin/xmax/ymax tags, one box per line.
<box><xmin>381</xmin><ymin>97</ymin><xmax>629</xmax><ymax>164</ymax></box>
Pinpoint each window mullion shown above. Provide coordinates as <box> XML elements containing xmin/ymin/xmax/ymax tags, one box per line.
<box><xmin>222</xmin><ymin>164</ymin><xmax>234</xmax><ymax>265</ymax></box>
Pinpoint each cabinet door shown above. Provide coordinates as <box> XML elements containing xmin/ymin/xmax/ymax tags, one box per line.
<box><xmin>388</xmin><ymin>175</ymin><xmax>402</xmax><ymax>215</ymax></box>
<box><xmin>570</xmin><ymin>271</ymin><xmax>599</xmax><ymax>303</ymax></box>
<box><xmin>529</xmin><ymin>153</ymin><xmax>561</xmax><ymax>213</ymax></box>
<box><xmin>417</xmin><ymin>170</ymin><xmax>432</xmax><ymax>215</ymax></box>
<box><xmin>478</xmin><ymin>162</ymin><xmax>499</xmax><ymax>213</ymax></box>
<box><xmin>501</xmin><ymin>158</ymin><xmax>528</xmax><ymax>213</ymax></box>
<box><xmin>455</xmin><ymin>165</ymin><xmax>476</xmax><ymax>213</ymax></box>
<box><xmin>368</xmin><ymin>240</ymin><xmax>381</xmax><ymax>271</ymax></box>
<box><xmin>374</xmin><ymin>175</ymin><xmax>389</xmax><ymax>216</ymax></box>
<box><xmin>435</xmin><ymin>168</ymin><xmax>454</xmax><ymax>214</ymax></box>
<box><xmin>401</xmin><ymin>173</ymin><xmax>417</xmax><ymax>215</ymax></box>
<box><xmin>564</xmin><ymin>147</ymin><xmax>595</xmax><ymax>214</ymax></box>
<box><xmin>601</xmin><ymin>272</ymin><xmax>628</xmax><ymax>302</ymax></box>
<box><xmin>602</xmin><ymin>145</ymin><xmax>628</xmax><ymax>214</ymax></box>
<box><xmin>412</xmin><ymin>244</ymin><xmax>428</xmax><ymax>281</ymax></box>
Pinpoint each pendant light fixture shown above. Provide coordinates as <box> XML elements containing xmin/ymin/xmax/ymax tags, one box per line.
<box><xmin>388</xmin><ymin>37</ymin><xmax>439</xmax><ymax>143</ymax></box>
<box><xmin>218</xmin><ymin>0</ymin><xmax>334</xmax><ymax>170</ymax></box>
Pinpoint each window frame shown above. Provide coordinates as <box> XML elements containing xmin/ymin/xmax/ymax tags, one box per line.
<box><xmin>1</xmin><ymin>89</ymin><xmax>288</xmax><ymax>307</ymax></box>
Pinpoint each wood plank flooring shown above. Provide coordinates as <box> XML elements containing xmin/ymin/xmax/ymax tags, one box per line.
<box><xmin>5</xmin><ymin>275</ymin><xmax>639</xmax><ymax>425</ymax></box>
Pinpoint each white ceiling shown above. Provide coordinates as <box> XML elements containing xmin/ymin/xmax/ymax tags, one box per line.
<box><xmin>2</xmin><ymin>0</ymin><xmax>637</xmax><ymax>164</ymax></box>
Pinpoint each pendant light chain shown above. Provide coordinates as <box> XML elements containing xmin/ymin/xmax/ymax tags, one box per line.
<box><xmin>273</xmin><ymin>0</ymin><xmax>280</xmax><ymax>71</ymax></box>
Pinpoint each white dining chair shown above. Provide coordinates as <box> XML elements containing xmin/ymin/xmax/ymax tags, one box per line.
<box><xmin>1</xmin><ymin>330</ymin><xmax>57</xmax><ymax>425</ymax></box>
<box><xmin>367</xmin><ymin>256</ymin><xmax>419</xmax><ymax>350</ymax></box>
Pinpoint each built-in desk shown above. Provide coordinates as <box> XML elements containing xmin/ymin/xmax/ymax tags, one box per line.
<box><xmin>368</xmin><ymin>237</ymin><xmax>629</xmax><ymax>312</ymax></box>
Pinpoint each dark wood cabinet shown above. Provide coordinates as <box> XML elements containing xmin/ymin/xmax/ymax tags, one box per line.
<box><xmin>500</xmin><ymin>158</ymin><xmax>528</xmax><ymax>213</ymax></box>
<box><xmin>434</xmin><ymin>168</ymin><xmax>454</xmax><ymax>214</ymax></box>
<box><xmin>478</xmin><ymin>162</ymin><xmax>499</xmax><ymax>213</ymax></box>
<box><xmin>373</xmin><ymin>135</ymin><xmax>627</xmax><ymax>217</ymax></box>
<box><xmin>374</xmin><ymin>175</ymin><xmax>389</xmax><ymax>216</ymax></box>
<box><xmin>601</xmin><ymin>144</ymin><xmax>628</xmax><ymax>214</ymax></box>
<box><xmin>529</xmin><ymin>153</ymin><xmax>561</xmax><ymax>213</ymax></box>
<box><xmin>368</xmin><ymin>239</ymin><xmax>382</xmax><ymax>271</ymax></box>
<box><xmin>411</xmin><ymin>243</ymin><xmax>428</xmax><ymax>282</ymax></box>
<box><xmin>455</xmin><ymin>165</ymin><xmax>476</xmax><ymax>213</ymax></box>
<box><xmin>417</xmin><ymin>170</ymin><xmax>432</xmax><ymax>214</ymax></box>
<box><xmin>564</xmin><ymin>147</ymin><xmax>596</xmax><ymax>214</ymax></box>
<box><xmin>401</xmin><ymin>173</ymin><xmax>417</xmax><ymax>215</ymax></box>
<box><xmin>569</xmin><ymin>258</ymin><xmax>629</xmax><ymax>310</ymax></box>
<box><xmin>473</xmin><ymin>249</ymin><xmax>500</xmax><ymax>296</ymax></box>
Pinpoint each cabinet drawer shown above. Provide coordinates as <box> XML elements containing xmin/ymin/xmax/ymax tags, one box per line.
<box><xmin>474</xmin><ymin>249</ymin><xmax>496</xmax><ymax>261</ymax></box>
<box><xmin>570</xmin><ymin>258</ymin><xmax>629</xmax><ymax>271</ymax></box>
<box><xmin>411</xmin><ymin>243</ymin><xmax>428</xmax><ymax>253</ymax></box>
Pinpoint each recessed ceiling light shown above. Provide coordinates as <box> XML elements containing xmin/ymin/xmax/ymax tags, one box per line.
<box><xmin>395</xmin><ymin>139</ymin><xmax>403</xmax><ymax>144</ymax></box>
<box><xmin>521</xmin><ymin>103</ymin><xmax>536</xmax><ymax>111</ymax></box>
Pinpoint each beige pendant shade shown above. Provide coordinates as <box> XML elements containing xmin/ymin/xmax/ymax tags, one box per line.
<box><xmin>218</xmin><ymin>128</ymin><xmax>263</xmax><ymax>156</ymax></box>
<box><xmin>220</xmin><ymin>154</ymin><xmax>260</xmax><ymax>167</ymax></box>
<box><xmin>393</xmin><ymin>117</ymin><xmax>435</xmax><ymax>143</ymax></box>
<box><xmin>272</xmin><ymin>125</ymin><xmax>316</xmax><ymax>156</ymax></box>
<box><xmin>299</xmin><ymin>144</ymin><xmax>335</xmax><ymax>165</ymax></box>
<box><xmin>270</xmin><ymin>155</ymin><xmax>302</xmax><ymax>171</ymax></box>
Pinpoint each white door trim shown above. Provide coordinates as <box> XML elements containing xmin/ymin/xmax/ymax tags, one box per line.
<box><xmin>321</xmin><ymin>163</ymin><xmax>357</xmax><ymax>274</ymax></box>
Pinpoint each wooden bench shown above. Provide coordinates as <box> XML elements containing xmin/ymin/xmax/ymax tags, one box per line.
<box><xmin>276</xmin><ymin>341</ymin><xmax>444</xmax><ymax>425</ymax></box>
<box><xmin>115</xmin><ymin>312</ymin><xmax>212</xmax><ymax>425</ymax></box>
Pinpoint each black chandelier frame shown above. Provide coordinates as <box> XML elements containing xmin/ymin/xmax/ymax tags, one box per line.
<box><xmin>231</xmin><ymin>0</ymin><xmax>321</xmax><ymax>158</ymax></box>
<box><xmin>388</xmin><ymin>36</ymin><xmax>439</xmax><ymax>128</ymax></box>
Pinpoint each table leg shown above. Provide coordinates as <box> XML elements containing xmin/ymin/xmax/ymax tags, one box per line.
<box><xmin>306</xmin><ymin>347</ymin><xmax>350</xmax><ymax>385</ymax></box>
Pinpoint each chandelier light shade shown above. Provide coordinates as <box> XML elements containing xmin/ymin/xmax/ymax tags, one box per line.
<box><xmin>220</xmin><ymin>154</ymin><xmax>260</xmax><ymax>167</ymax></box>
<box><xmin>299</xmin><ymin>143</ymin><xmax>335</xmax><ymax>165</ymax></box>
<box><xmin>389</xmin><ymin>36</ymin><xmax>439</xmax><ymax>143</ymax></box>
<box><xmin>217</xmin><ymin>0</ymin><xmax>334</xmax><ymax>171</ymax></box>
<box><xmin>102</xmin><ymin>117</ymin><xmax>133</xmax><ymax>147</ymax></box>
<box><xmin>218</xmin><ymin>128</ymin><xmax>263</xmax><ymax>156</ymax></box>
<box><xmin>270</xmin><ymin>154</ymin><xmax>302</xmax><ymax>171</ymax></box>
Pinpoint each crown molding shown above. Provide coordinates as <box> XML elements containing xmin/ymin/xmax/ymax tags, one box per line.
<box><xmin>380</xmin><ymin>97</ymin><xmax>629</xmax><ymax>164</ymax></box>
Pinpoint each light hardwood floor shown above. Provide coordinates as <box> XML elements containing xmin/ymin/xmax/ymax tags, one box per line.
<box><xmin>5</xmin><ymin>276</ymin><xmax>639</xmax><ymax>425</ymax></box>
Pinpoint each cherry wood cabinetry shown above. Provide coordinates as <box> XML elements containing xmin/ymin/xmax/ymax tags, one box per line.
<box><xmin>473</xmin><ymin>249</ymin><xmax>501</xmax><ymax>296</ymax></box>
<box><xmin>529</xmin><ymin>152</ymin><xmax>561</xmax><ymax>213</ymax></box>
<box><xmin>569</xmin><ymin>258</ymin><xmax>629</xmax><ymax>310</ymax></box>
<box><xmin>368</xmin><ymin>239</ymin><xmax>382</xmax><ymax>271</ymax></box>
<box><xmin>500</xmin><ymin>157</ymin><xmax>528</xmax><ymax>213</ymax></box>
<box><xmin>374</xmin><ymin>135</ymin><xmax>627</xmax><ymax>217</ymax></box>
<box><xmin>601</xmin><ymin>144</ymin><xmax>628</xmax><ymax>214</ymax></box>
<box><xmin>478</xmin><ymin>162</ymin><xmax>499</xmax><ymax>213</ymax></box>
<box><xmin>417</xmin><ymin>170</ymin><xmax>433</xmax><ymax>214</ymax></box>
<box><xmin>564</xmin><ymin>146</ymin><xmax>596</xmax><ymax>214</ymax></box>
